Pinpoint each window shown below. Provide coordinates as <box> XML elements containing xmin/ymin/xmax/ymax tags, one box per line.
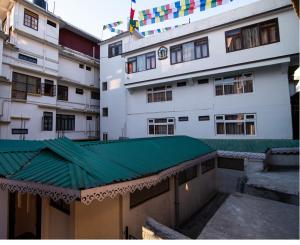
<box><xmin>24</xmin><ymin>9</ymin><xmax>38</xmax><ymax>30</ymax></box>
<box><xmin>86</xmin><ymin>116</ymin><xmax>92</xmax><ymax>120</ymax></box>
<box><xmin>177</xmin><ymin>81</ymin><xmax>187</xmax><ymax>87</ymax></box>
<box><xmin>47</xmin><ymin>20</ymin><xmax>57</xmax><ymax>28</ymax></box>
<box><xmin>108</xmin><ymin>41</ymin><xmax>122</xmax><ymax>58</ymax></box>
<box><xmin>147</xmin><ymin>86</ymin><xmax>172</xmax><ymax>103</ymax></box>
<box><xmin>102</xmin><ymin>108</ymin><xmax>108</xmax><ymax>117</ymax></box>
<box><xmin>199</xmin><ymin>116</ymin><xmax>210</xmax><ymax>121</ymax></box>
<box><xmin>126</xmin><ymin>51</ymin><xmax>156</xmax><ymax>74</ymax></box>
<box><xmin>215</xmin><ymin>113</ymin><xmax>256</xmax><ymax>136</ymax></box>
<box><xmin>170</xmin><ymin>37</ymin><xmax>209</xmax><ymax>65</ymax></box>
<box><xmin>43</xmin><ymin>80</ymin><xmax>56</xmax><ymax>97</ymax></box>
<box><xmin>56</xmin><ymin>114</ymin><xmax>75</xmax><ymax>131</ymax></box>
<box><xmin>103</xmin><ymin>133</ymin><xmax>108</xmax><ymax>141</ymax></box>
<box><xmin>57</xmin><ymin>85</ymin><xmax>68</xmax><ymax>101</ymax></box>
<box><xmin>198</xmin><ymin>79</ymin><xmax>209</xmax><ymax>84</ymax></box>
<box><xmin>102</xmin><ymin>82</ymin><xmax>108</xmax><ymax>91</ymax></box>
<box><xmin>178</xmin><ymin>117</ymin><xmax>189</xmax><ymax>122</ymax></box>
<box><xmin>215</xmin><ymin>73</ymin><xmax>253</xmax><ymax>96</ymax></box>
<box><xmin>86</xmin><ymin>66</ymin><xmax>91</xmax><ymax>71</ymax></box>
<box><xmin>50</xmin><ymin>199</ymin><xmax>70</xmax><ymax>215</ymax></box>
<box><xmin>18</xmin><ymin>54</ymin><xmax>37</xmax><ymax>64</ymax></box>
<box><xmin>201</xmin><ymin>159</ymin><xmax>215</xmax><ymax>174</ymax></box>
<box><xmin>12</xmin><ymin>72</ymin><xmax>41</xmax><ymax>100</ymax></box>
<box><xmin>42</xmin><ymin>112</ymin><xmax>53</xmax><ymax>131</ymax></box>
<box><xmin>225</xmin><ymin>18</ymin><xmax>279</xmax><ymax>52</ymax></box>
<box><xmin>148</xmin><ymin>118</ymin><xmax>175</xmax><ymax>135</ymax></box>
<box><xmin>76</xmin><ymin>88</ymin><xmax>84</xmax><ymax>95</ymax></box>
<box><xmin>130</xmin><ymin>179</ymin><xmax>169</xmax><ymax>208</ymax></box>
<box><xmin>179</xmin><ymin>166</ymin><xmax>197</xmax><ymax>185</ymax></box>
<box><xmin>91</xmin><ymin>91</ymin><xmax>100</xmax><ymax>100</ymax></box>
<box><xmin>79</xmin><ymin>64</ymin><xmax>84</xmax><ymax>69</ymax></box>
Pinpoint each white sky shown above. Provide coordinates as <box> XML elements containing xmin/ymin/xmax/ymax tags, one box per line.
<box><xmin>34</xmin><ymin>0</ymin><xmax>259</xmax><ymax>40</ymax></box>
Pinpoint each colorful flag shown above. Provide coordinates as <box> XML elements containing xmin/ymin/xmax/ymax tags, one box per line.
<box><xmin>103</xmin><ymin>21</ymin><xmax>123</xmax><ymax>30</ymax></box>
<box><xmin>129</xmin><ymin>0</ymin><xmax>137</xmax><ymax>33</ymax></box>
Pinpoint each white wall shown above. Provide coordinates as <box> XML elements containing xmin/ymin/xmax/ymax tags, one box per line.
<box><xmin>125</xmin><ymin>65</ymin><xmax>293</xmax><ymax>139</ymax></box>
<box><xmin>124</xmin><ymin>10</ymin><xmax>298</xmax><ymax>86</ymax></box>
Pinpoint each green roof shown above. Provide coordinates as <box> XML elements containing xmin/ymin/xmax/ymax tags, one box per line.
<box><xmin>0</xmin><ymin>136</ymin><xmax>298</xmax><ymax>191</ymax></box>
<box><xmin>0</xmin><ymin>136</ymin><xmax>214</xmax><ymax>190</ymax></box>
<box><xmin>202</xmin><ymin>139</ymin><xmax>299</xmax><ymax>153</ymax></box>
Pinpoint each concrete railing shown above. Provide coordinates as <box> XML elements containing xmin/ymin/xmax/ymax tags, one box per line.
<box><xmin>142</xmin><ymin>217</ymin><xmax>190</xmax><ymax>240</ymax></box>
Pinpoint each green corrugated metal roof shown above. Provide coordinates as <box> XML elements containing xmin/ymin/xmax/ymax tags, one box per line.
<box><xmin>0</xmin><ymin>137</ymin><xmax>298</xmax><ymax>190</ymax></box>
<box><xmin>0</xmin><ymin>136</ymin><xmax>214</xmax><ymax>190</ymax></box>
<box><xmin>201</xmin><ymin>139</ymin><xmax>299</xmax><ymax>153</ymax></box>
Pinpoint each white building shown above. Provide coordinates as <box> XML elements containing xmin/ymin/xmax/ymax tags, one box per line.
<box><xmin>100</xmin><ymin>0</ymin><xmax>299</xmax><ymax>141</ymax></box>
<box><xmin>0</xmin><ymin>0</ymin><xmax>100</xmax><ymax>141</ymax></box>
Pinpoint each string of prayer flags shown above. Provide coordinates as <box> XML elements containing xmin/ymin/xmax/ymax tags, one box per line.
<box><xmin>129</xmin><ymin>0</ymin><xmax>137</xmax><ymax>33</ymax></box>
<box><xmin>103</xmin><ymin>21</ymin><xmax>123</xmax><ymax>30</ymax></box>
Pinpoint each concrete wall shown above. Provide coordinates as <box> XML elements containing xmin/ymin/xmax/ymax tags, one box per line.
<box><xmin>178</xmin><ymin>162</ymin><xmax>217</xmax><ymax>224</ymax></box>
<box><xmin>122</xmin><ymin>179</ymin><xmax>175</xmax><ymax>239</ymax></box>
<box><xmin>41</xmin><ymin>198</ymin><xmax>75</xmax><ymax>239</ymax></box>
<box><xmin>125</xmin><ymin>65</ymin><xmax>293</xmax><ymax>139</ymax></box>
<box><xmin>74</xmin><ymin>197</ymin><xmax>121</xmax><ymax>239</ymax></box>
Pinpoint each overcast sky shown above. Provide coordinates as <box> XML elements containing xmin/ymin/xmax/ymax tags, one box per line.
<box><xmin>37</xmin><ymin>0</ymin><xmax>259</xmax><ymax>40</ymax></box>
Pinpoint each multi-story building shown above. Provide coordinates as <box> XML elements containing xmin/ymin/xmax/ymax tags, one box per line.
<box><xmin>100</xmin><ymin>0</ymin><xmax>299</xmax><ymax>141</ymax></box>
<box><xmin>0</xmin><ymin>0</ymin><xmax>100</xmax><ymax>141</ymax></box>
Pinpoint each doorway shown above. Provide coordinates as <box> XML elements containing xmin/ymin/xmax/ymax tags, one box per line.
<box><xmin>8</xmin><ymin>193</ymin><xmax>42</xmax><ymax>239</ymax></box>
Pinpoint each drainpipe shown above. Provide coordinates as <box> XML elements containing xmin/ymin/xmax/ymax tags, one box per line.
<box><xmin>174</xmin><ymin>174</ymin><xmax>179</xmax><ymax>229</ymax></box>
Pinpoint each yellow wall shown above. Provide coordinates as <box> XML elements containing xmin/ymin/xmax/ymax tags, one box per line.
<box><xmin>178</xmin><ymin>160</ymin><xmax>217</xmax><ymax>224</ymax></box>
<box><xmin>74</xmin><ymin>196</ymin><xmax>121</xmax><ymax>239</ymax></box>
<box><xmin>41</xmin><ymin>198</ymin><xmax>75</xmax><ymax>239</ymax></box>
<box><xmin>122</xmin><ymin>179</ymin><xmax>175</xmax><ymax>239</ymax></box>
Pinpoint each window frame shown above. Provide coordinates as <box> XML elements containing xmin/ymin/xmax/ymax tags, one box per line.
<box><xmin>91</xmin><ymin>91</ymin><xmax>100</xmax><ymax>100</ymax></box>
<box><xmin>215</xmin><ymin>113</ymin><xmax>257</xmax><ymax>136</ymax></box>
<box><xmin>225</xmin><ymin>18</ymin><xmax>280</xmax><ymax>53</ymax></box>
<box><xmin>178</xmin><ymin>166</ymin><xmax>198</xmax><ymax>185</ymax></box>
<box><xmin>56</xmin><ymin>114</ymin><xmax>75</xmax><ymax>132</ymax></box>
<box><xmin>108</xmin><ymin>41</ymin><xmax>122</xmax><ymax>58</ymax></box>
<box><xmin>42</xmin><ymin>80</ymin><xmax>56</xmax><ymax>97</ymax></box>
<box><xmin>57</xmin><ymin>85</ymin><xmax>68</xmax><ymax>101</ymax></box>
<box><xmin>147</xmin><ymin>85</ymin><xmax>172</xmax><ymax>103</ymax></box>
<box><xmin>76</xmin><ymin>88</ymin><xmax>84</xmax><ymax>95</ymax></box>
<box><xmin>170</xmin><ymin>37</ymin><xmax>209</xmax><ymax>65</ymax></box>
<box><xmin>214</xmin><ymin>73</ymin><xmax>254</xmax><ymax>97</ymax></box>
<box><xmin>18</xmin><ymin>53</ymin><xmax>38</xmax><ymax>64</ymax></box>
<box><xmin>148</xmin><ymin>118</ymin><xmax>175</xmax><ymax>136</ymax></box>
<box><xmin>102</xmin><ymin>82</ymin><xmax>108</xmax><ymax>91</ymax></box>
<box><xmin>126</xmin><ymin>51</ymin><xmax>156</xmax><ymax>74</ymax></box>
<box><xmin>42</xmin><ymin>112</ymin><xmax>53</xmax><ymax>131</ymax></box>
<box><xmin>12</xmin><ymin>72</ymin><xmax>41</xmax><ymax>100</ymax></box>
<box><xmin>102</xmin><ymin>108</ymin><xmax>108</xmax><ymax>117</ymax></box>
<box><xmin>24</xmin><ymin>9</ymin><xmax>39</xmax><ymax>31</ymax></box>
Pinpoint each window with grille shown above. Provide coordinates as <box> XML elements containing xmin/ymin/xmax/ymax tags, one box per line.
<box><xmin>179</xmin><ymin>166</ymin><xmax>197</xmax><ymax>185</ymax></box>
<box><xmin>130</xmin><ymin>179</ymin><xmax>169</xmax><ymax>208</ymax></box>
<box><xmin>56</xmin><ymin>114</ymin><xmax>75</xmax><ymax>131</ymax></box>
<box><xmin>42</xmin><ymin>112</ymin><xmax>53</xmax><ymax>131</ymax></box>
<box><xmin>225</xmin><ymin>18</ymin><xmax>279</xmax><ymax>53</ymax></box>
<box><xmin>126</xmin><ymin>51</ymin><xmax>156</xmax><ymax>74</ymax></box>
<box><xmin>102</xmin><ymin>108</ymin><xmax>108</xmax><ymax>117</ymax></box>
<box><xmin>76</xmin><ymin>88</ymin><xmax>84</xmax><ymax>95</ymax></box>
<box><xmin>215</xmin><ymin>113</ymin><xmax>256</xmax><ymax>136</ymax></box>
<box><xmin>12</xmin><ymin>72</ymin><xmax>41</xmax><ymax>100</ymax></box>
<box><xmin>215</xmin><ymin>73</ymin><xmax>253</xmax><ymax>96</ymax></box>
<box><xmin>57</xmin><ymin>85</ymin><xmax>68</xmax><ymax>101</ymax></box>
<box><xmin>147</xmin><ymin>86</ymin><xmax>172</xmax><ymax>103</ymax></box>
<box><xmin>102</xmin><ymin>82</ymin><xmax>108</xmax><ymax>91</ymax></box>
<box><xmin>170</xmin><ymin>37</ymin><xmax>209</xmax><ymax>65</ymax></box>
<box><xmin>24</xmin><ymin>9</ymin><xmax>38</xmax><ymax>30</ymax></box>
<box><xmin>201</xmin><ymin>159</ymin><xmax>215</xmax><ymax>174</ymax></box>
<box><xmin>91</xmin><ymin>91</ymin><xmax>100</xmax><ymax>100</ymax></box>
<box><xmin>108</xmin><ymin>41</ymin><xmax>122</xmax><ymax>58</ymax></box>
<box><xmin>148</xmin><ymin>118</ymin><xmax>175</xmax><ymax>135</ymax></box>
<box><xmin>43</xmin><ymin>80</ymin><xmax>56</xmax><ymax>97</ymax></box>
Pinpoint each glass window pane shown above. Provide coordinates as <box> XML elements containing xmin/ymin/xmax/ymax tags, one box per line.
<box><xmin>242</xmin><ymin>26</ymin><xmax>260</xmax><ymax>49</ymax></box>
<box><xmin>216</xmin><ymin>123</ymin><xmax>225</xmax><ymax>134</ymax></box>
<box><xmin>201</xmin><ymin>43</ymin><xmax>208</xmax><ymax>57</ymax></box>
<box><xmin>246</xmin><ymin>122</ymin><xmax>256</xmax><ymax>135</ymax></box>
<box><xmin>215</xmin><ymin>85</ymin><xmax>223</xmax><ymax>96</ymax></box>
<box><xmin>226</xmin><ymin>122</ymin><xmax>244</xmax><ymax>134</ymax></box>
<box><xmin>244</xmin><ymin>80</ymin><xmax>253</xmax><ymax>93</ymax></box>
<box><xmin>137</xmin><ymin>55</ymin><xmax>146</xmax><ymax>72</ymax></box>
<box><xmin>182</xmin><ymin>42</ymin><xmax>195</xmax><ymax>62</ymax></box>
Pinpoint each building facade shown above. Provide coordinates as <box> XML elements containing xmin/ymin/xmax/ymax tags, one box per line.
<box><xmin>100</xmin><ymin>0</ymin><xmax>299</xmax><ymax>141</ymax></box>
<box><xmin>0</xmin><ymin>0</ymin><xmax>100</xmax><ymax>141</ymax></box>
